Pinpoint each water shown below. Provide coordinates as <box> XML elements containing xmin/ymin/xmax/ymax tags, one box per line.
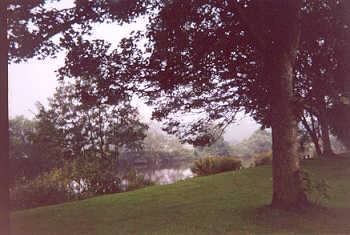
<box><xmin>143</xmin><ymin>167</ymin><xmax>194</xmax><ymax>185</ymax></box>
<box><xmin>69</xmin><ymin>161</ymin><xmax>195</xmax><ymax>194</ymax></box>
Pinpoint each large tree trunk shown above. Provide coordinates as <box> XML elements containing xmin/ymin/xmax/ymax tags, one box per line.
<box><xmin>0</xmin><ymin>1</ymin><xmax>10</xmax><ymax>234</ymax></box>
<box><xmin>266</xmin><ymin>1</ymin><xmax>309</xmax><ymax>209</ymax></box>
<box><xmin>270</xmin><ymin>58</ymin><xmax>308</xmax><ymax>209</ymax></box>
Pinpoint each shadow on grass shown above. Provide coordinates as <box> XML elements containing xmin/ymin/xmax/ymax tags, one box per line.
<box><xmin>242</xmin><ymin>205</ymin><xmax>350</xmax><ymax>234</ymax></box>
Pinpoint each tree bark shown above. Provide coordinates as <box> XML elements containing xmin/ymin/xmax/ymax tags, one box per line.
<box><xmin>0</xmin><ymin>1</ymin><xmax>10</xmax><ymax>234</ymax></box>
<box><xmin>266</xmin><ymin>1</ymin><xmax>309</xmax><ymax>209</ymax></box>
<box><xmin>269</xmin><ymin>57</ymin><xmax>309</xmax><ymax>209</ymax></box>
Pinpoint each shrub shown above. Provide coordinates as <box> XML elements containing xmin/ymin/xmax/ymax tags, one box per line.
<box><xmin>10</xmin><ymin>158</ymin><xmax>124</xmax><ymax>210</ymax></box>
<box><xmin>253</xmin><ymin>151</ymin><xmax>272</xmax><ymax>166</ymax></box>
<box><xmin>10</xmin><ymin>168</ymin><xmax>73</xmax><ymax>210</ymax></box>
<box><xmin>300</xmin><ymin>170</ymin><xmax>330</xmax><ymax>205</ymax></box>
<box><xmin>191</xmin><ymin>157</ymin><xmax>241</xmax><ymax>176</ymax></box>
<box><xmin>10</xmin><ymin>156</ymin><xmax>159</xmax><ymax>210</ymax></box>
<box><xmin>69</xmin><ymin>158</ymin><xmax>122</xmax><ymax>196</ymax></box>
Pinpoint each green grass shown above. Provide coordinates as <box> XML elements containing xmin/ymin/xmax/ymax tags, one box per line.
<box><xmin>11</xmin><ymin>159</ymin><xmax>350</xmax><ymax>235</ymax></box>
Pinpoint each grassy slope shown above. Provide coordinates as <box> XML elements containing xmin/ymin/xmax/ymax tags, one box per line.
<box><xmin>12</xmin><ymin>159</ymin><xmax>350</xmax><ymax>235</ymax></box>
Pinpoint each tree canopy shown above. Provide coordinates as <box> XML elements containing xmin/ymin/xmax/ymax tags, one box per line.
<box><xmin>2</xmin><ymin>2</ymin><xmax>350</xmax><ymax>229</ymax></box>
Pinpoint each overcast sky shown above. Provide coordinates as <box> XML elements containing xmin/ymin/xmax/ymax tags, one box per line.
<box><xmin>8</xmin><ymin>2</ymin><xmax>259</xmax><ymax>142</ymax></box>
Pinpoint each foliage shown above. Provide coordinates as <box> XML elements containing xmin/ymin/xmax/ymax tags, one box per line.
<box><xmin>300</xmin><ymin>170</ymin><xmax>330</xmax><ymax>205</ymax></box>
<box><xmin>191</xmin><ymin>157</ymin><xmax>241</xmax><ymax>176</ymax></box>
<box><xmin>7</xmin><ymin>0</ymin><xmax>152</xmax><ymax>62</ymax></box>
<box><xmin>10</xmin><ymin>157</ymin><xmax>155</xmax><ymax>209</ymax></box>
<box><xmin>10</xmin><ymin>168</ymin><xmax>73</xmax><ymax>210</ymax></box>
<box><xmin>8</xmin><ymin>0</ymin><xmax>349</xmax><ymax>209</ymax></box>
<box><xmin>231</xmin><ymin>130</ymin><xmax>272</xmax><ymax>157</ymax></box>
<box><xmin>6</xmin><ymin>0</ymin><xmax>350</xmax><ymax>212</ymax></box>
<box><xmin>69</xmin><ymin>158</ymin><xmax>121</xmax><ymax>197</ymax></box>
<box><xmin>194</xmin><ymin>136</ymin><xmax>233</xmax><ymax>158</ymax></box>
<box><xmin>253</xmin><ymin>151</ymin><xmax>272</xmax><ymax>167</ymax></box>
<box><xmin>294</xmin><ymin>1</ymin><xmax>350</xmax><ymax>156</ymax></box>
<box><xmin>329</xmin><ymin>103</ymin><xmax>350</xmax><ymax>150</ymax></box>
<box><xmin>9</xmin><ymin>116</ymin><xmax>36</xmax><ymax>183</ymax></box>
<box><xmin>44</xmin><ymin>80</ymin><xmax>148</xmax><ymax>161</ymax></box>
<box><xmin>141</xmin><ymin>124</ymin><xmax>192</xmax><ymax>156</ymax></box>
<box><xmin>9</xmin><ymin>114</ymin><xmax>66</xmax><ymax>184</ymax></box>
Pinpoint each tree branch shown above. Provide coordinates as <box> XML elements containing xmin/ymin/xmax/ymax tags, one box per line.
<box><xmin>228</xmin><ymin>0</ymin><xmax>266</xmax><ymax>53</ymax></box>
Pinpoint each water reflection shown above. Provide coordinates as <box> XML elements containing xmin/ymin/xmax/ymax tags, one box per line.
<box><xmin>143</xmin><ymin>168</ymin><xmax>194</xmax><ymax>185</ymax></box>
<box><xmin>70</xmin><ymin>162</ymin><xmax>195</xmax><ymax>194</ymax></box>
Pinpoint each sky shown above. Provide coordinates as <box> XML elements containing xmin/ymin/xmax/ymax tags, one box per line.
<box><xmin>8</xmin><ymin>2</ymin><xmax>259</xmax><ymax>142</ymax></box>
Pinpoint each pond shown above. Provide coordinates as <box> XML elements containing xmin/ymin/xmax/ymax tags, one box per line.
<box><xmin>119</xmin><ymin>161</ymin><xmax>195</xmax><ymax>190</ymax></box>
<box><xmin>70</xmin><ymin>161</ymin><xmax>195</xmax><ymax>194</ymax></box>
<box><xmin>141</xmin><ymin>166</ymin><xmax>194</xmax><ymax>185</ymax></box>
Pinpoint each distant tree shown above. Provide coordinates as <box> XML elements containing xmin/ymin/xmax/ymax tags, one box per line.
<box><xmin>31</xmin><ymin>103</ymin><xmax>67</xmax><ymax>169</ymax></box>
<box><xmin>46</xmin><ymin>80</ymin><xmax>148</xmax><ymax>163</ymax></box>
<box><xmin>9</xmin><ymin>116</ymin><xmax>35</xmax><ymax>160</ymax></box>
<box><xmin>9</xmin><ymin>116</ymin><xmax>36</xmax><ymax>183</ymax></box>
<box><xmin>195</xmin><ymin>136</ymin><xmax>232</xmax><ymax>158</ymax></box>
<box><xmin>143</xmin><ymin>127</ymin><xmax>185</xmax><ymax>153</ymax></box>
<box><xmin>231</xmin><ymin>129</ymin><xmax>272</xmax><ymax>157</ymax></box>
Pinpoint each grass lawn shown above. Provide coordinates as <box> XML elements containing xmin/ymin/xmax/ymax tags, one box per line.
<box><xmin>11</xmin><ymin>158</ymin><xmax>350</xmax><ymax>235</ymax></box>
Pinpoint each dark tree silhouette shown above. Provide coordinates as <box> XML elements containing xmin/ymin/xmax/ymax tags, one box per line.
<box><xmin>141</xmin><ymin>0</ymin><xmax>309</xmax><ymax>209</ymax></box>
<box><xmin>59</xmin><ymin>1</ymin><xmax>312</xmax><ymax>209</ymax></box>
<box><xmin>295</xmin><ymin>0</ymin><xmax>350</xmax><ymax>157</ymax></box>
<box><xmin>2</xmin><ymin>3</ymin><xmax>350</xmax><ymax>233</ymax></box>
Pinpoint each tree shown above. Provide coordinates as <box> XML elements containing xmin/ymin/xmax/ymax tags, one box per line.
<box><xmin>3</xmin><ymin>3</ymin><xmax>348</xmax><ymax>228</ymax></box>
<box><xmin>41</xmin><ymin>79</ymin><xmax>147</xmax><ymax>163</ymax></box>
<box><xmin>59</xmin><ymin>1</ymin><xmax>315</xmax><ymax>209</ymax></box>
<box><xmin>295</xmin><ymin>0</ymin><xmax>350</xmax><ymax>157</ymax></box>
<box><xmin>329</xmin><ymin>103</ymin><xmax>350</xmax><ymax>150</ymax></box>
<box><xmin>299</xmin><ymin>110</ymin><xmax>323</xmax><ymax>156</ymax></box>
<box><xmin>31</xmin><ymin>104</ymin><xmax>67</xmax><ymax>171</ymax></box>
<box><xmin>142</xmin><ymin>1</ymin><xmax>309</xmax><ymax>208</ymax></box>
<box><xmin>231</xmin><ymin>129</ymin><xmax>272</xmax><ymax>157</ymax></box>
<box><xmin>9</xmin><ymin>115</ymin><xmax>64</xmax><ymax>184</ymax></box>
<box><xmin>4</xmin><ymin>1</ymin><xmax>152</xmax><ymax>232</ymax></box>
<box><xmin>9</xmin><ymin>116</ymin><xmax>37</xmax><ymax>183</ymax></box>
<box><xmin>195</xmin><ymin>136</ymin><xmax>233</xmax><ymax>158</ymax></box>
<box><xmin>142</xmin><ymin>124</ymin><xmax>186</xmax><ymax>153</ymax></box>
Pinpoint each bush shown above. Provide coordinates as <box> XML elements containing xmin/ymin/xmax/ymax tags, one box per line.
<box><xmin>69</xmin><ymin>158</ymin><xmax>122</xmax><ymax>196</ymax></box>
<box><xmin>253</xmin><ymin>151</ymin><xmax>272</xmax><ymax>166</ymax></box>
<box><xmin>300</xmin><ymin>170</ymin><xmax>330</xmax><ymax>205</ymax></box>
<box><xmin>191</xmin><ymin>157</ymin><xmax>241</xmax><ymax>176</ymax></box>
<box><xmin>10</xmin><ymin>158</ymin><xmax>156</xmax><ymax>210</ymax></box>
<box><xmin>10</xmin><ymin>158</ymin><xmax>123</xmax><ymax>210</ymax></box>
<box><xmin>10</xmin><ymin>168</ymin><xmax>73</xmax><ymax>210</ymax></box>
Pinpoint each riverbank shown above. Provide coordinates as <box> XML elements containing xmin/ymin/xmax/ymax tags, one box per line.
<box><xmin>11</xmin><ymin>158</ymin><xmax>350</xmax><ymax>235</ymax></box>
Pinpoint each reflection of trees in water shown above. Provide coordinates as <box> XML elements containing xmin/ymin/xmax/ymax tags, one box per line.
<box><xmin>144</xmin><ymin>168</ymin><xmax>194</xmax><ymax>185</ymax></box>
<box><xmin>119</xmin><ymin>161</ymin><xmax>194</xmax><ymax>186</ymax></box>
